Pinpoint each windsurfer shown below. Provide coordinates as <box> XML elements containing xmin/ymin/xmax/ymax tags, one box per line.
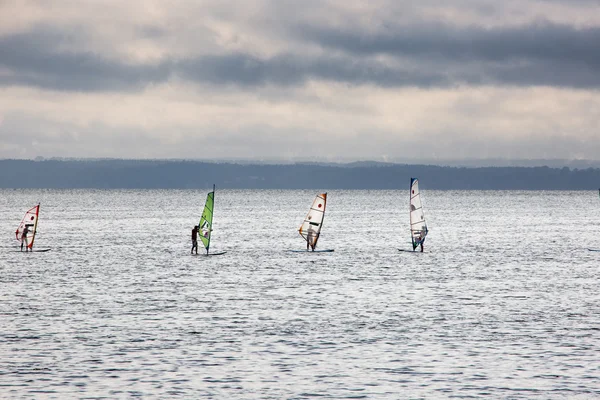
<box><xmin>21</xmin><ymin>225</ymin><xmax>29</xmax><ymax>252</ymax></box>
<box><xmin>191</xmin><ymin>225</ymin><xmax>198</xmax><ymax>254</ymax></box>
<box><xmin>418</xmin><ymin>227</ymin><xmax>426</xmax><ymax>252</ymax></box>
<box><xmin>307</xmin><ymin>225</ymin><xmax>316</xmax><ymax>251</ymax></box>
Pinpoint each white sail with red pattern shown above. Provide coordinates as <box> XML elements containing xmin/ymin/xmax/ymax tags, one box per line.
<box><xmin>298</xmin><ymin>193</ymin><xmax>327</xmax><ymax>249</ymax></box>
<box><xmin>15</xmin><ymin>204</ymin><xmax>40</xmax><ymax>250</ymax></box>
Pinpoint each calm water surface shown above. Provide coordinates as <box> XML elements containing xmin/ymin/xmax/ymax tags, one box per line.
<box><xmin>1</xmin><ymin>189</ymin><xmax>599</xmax><ymax>399</ymax></box>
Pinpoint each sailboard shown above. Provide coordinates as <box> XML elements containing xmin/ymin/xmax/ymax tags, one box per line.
<box><xmin>295</xmin><ymin>193</ymin><xmax>333</xmax><ymax>252</ymax></box>
<box><xmin>13</xmin><ymin>249</ymin><xmax>51</xmax><ymax>253</ymax></box>
<box><xmin>399</xmin><ymin>178</ymin><xmax>428</xmax><ymax>253</ymax></box>
<box><xmin>196</xmin><ymin>185</ymin><xmax>226</xmax><ymax>256</ymax></box>
<box><xmin>15</xmin><ymin>204</ymin><xmax>50</xmax><ymax>252</ymax></box>
<box><xmin>287</xmin><ymin>249</ymin><xmax>335</xmax><ymax>253</ymax></box>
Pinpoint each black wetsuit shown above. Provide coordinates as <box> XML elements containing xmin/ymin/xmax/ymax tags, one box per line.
<box><xmin>191</xmin><ymin>227</ymin><xmax>198</xmax><ymax>254</ymax></box>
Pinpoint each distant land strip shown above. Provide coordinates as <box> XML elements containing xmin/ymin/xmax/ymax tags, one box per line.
<box><xmin>1</xmin><ymin>159</ymin><xmax>599</xmax><ymax>190</ymax></box>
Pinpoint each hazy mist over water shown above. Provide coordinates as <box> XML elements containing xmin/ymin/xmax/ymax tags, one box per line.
<box><xmin>1</xmin><ymin>189</ymin><xmax>599</xmax><ymax>398</ymax></box>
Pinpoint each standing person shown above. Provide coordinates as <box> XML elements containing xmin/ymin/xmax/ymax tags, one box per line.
<box><xmin>307</xmin><ymin>225</ymin><xmax>316</xmax><ymax>252</ymax></box>
<box><xmin>21</xmin><ymin>225</ymin><xmax>29</xmax><ymax>252</ymax></box>
<box><xmin>419</xmin><ymin>227</ymin><xmax>426</xmax><ymax>252</ymax></box>
<box><xmin>191</xmin><ymin>225</ymin><xmax>199</xmax><ymax>255</ymax></box>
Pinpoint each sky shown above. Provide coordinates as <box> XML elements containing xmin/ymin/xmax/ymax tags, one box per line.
<box><xmin>1</xmin><ymin>0</ymin><xmax>599</xmax><ymax>163</ymax></box>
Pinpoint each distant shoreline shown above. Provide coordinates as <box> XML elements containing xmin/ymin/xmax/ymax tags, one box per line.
<box><xmin>1</xmin><ymin>159</ymin><xmax>599</xmax><ymax>190</ymax></box>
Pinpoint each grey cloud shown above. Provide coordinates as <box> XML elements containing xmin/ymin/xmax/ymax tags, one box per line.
<box><xmin>136</xmin><ymin>25</ymin><xmax>168</xmax><ymax>39</ymax></box>
<box><xmin>3</xmin><ymin>20</ymin><xmax>600</xmax><ymax>92</ymax></box>
<box><xmin>0</xmin><ymin>28</ymin><xmax>170</xmax><ymax>91</ymax></box>
<box><xmin>539</xmin><ymin>0</ymin><xmax>599</xmax><ymax>3</ymax></box>
<box><xmin>296</xmin><ymin>21</ymin><xmax>600</xmax><ymax>88</ymax></box>
<box><xmin>176</xmin><ymin>54</ymin><xmax>304</xmax><ymax>87</ymax></box>
<box><xmin>298</xmin><ymin>21</ymin><xmax>600</xmax><ymax>66</ymax></box>
<box><xmin>175</xmin><ymin>53</ymin><xmax>451</xmax><ymax>88</ymax></box>
<box><xmin>0</xmin><ymin>27</ymin><xmax>452</xmax><ymax>91</ymax></box>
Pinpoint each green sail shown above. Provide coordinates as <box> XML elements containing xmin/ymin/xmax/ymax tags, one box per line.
<box><xmin>198</xmin><ymin>189</ymin><xmax>214</xmax><ymax>252</ymax></box>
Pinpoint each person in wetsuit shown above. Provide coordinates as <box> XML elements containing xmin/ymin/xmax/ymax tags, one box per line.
<box><xmin>307</xmin><ymin>225</ymin><xmax>316</xmax><ymax>251</ymax></box>
<box><xmin>21</xmin><ymin>225</ymin><xmax>30</xmax><ymax>252</ymax></box>
<box><xmin>191</xmin><ymin>225</ymin><xmax>199</xmax><ymax>255</ymax></box>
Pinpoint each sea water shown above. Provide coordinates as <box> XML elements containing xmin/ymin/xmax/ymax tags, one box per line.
<box><xmin>0</xmin><ymin>189</ymin><xmax>599</xmax><ymax>398</ymax></box>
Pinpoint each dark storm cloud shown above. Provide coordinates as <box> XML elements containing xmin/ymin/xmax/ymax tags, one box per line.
<box><xmin>3</xmin><ymin>20</ymin><xmax>600</xmax><ymax>92</ymax></box>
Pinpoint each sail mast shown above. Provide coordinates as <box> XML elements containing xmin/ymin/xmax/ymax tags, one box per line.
<box><xmin>30</xmin><ymin>203</ymin><xmax>40</xmax><ymax>249</ymax></box>
<box><xmin>410</xmin><ymin>178</ymin><xmax>416</xmax><ymax>250</ymax></box>
<box><xmin>209</xmin><ymin>184</ymin><xmax>215</xmax><ymax>254</ymax></box>
<box><xmin>199</xmin><ymin>185</ymin><xmax>215</xmax><ymax>255</ymax></box>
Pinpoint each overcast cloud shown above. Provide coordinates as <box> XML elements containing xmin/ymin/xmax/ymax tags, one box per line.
<box><xmin>1</xmin><ymin>0</ymin><xmax>599</xmax><ymax>162</ymax></box>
